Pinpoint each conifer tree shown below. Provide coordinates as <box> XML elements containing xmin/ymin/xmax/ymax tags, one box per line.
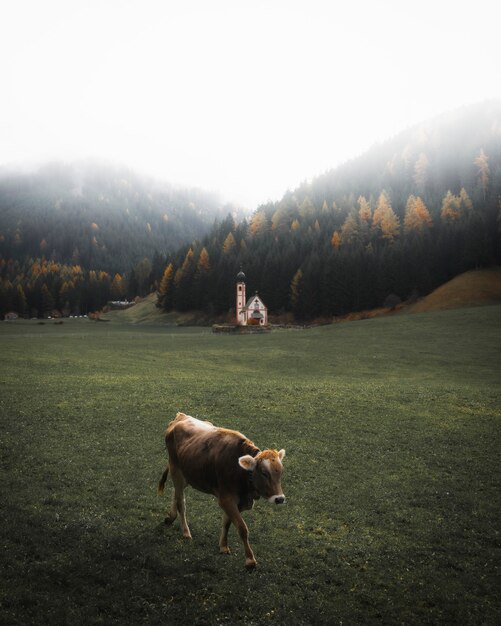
<box><xmin>249</xmin><ymin>211</ymin><xmax>268</xmax><ymax>236</ymax></box>
<box><xmin>340</xmin><ymin>213</ymin><xmax>360</xmax><ymax>245</ymax></box>
<box><xmin>222</xmin><ymin>232</ymin><xmax>236</xmax><ymax>254</ymax></box>
<box><xmin>474</xmin><ymin>149</ymin><xmax>490</xmax><ymax>200</ymax></box>
<box><xmin>358</xmin><ymin>196</ymin><xmax>372</xmax><ymax>224</ymax></box>
<box><xmin>440</xmin><ymin>190</ymin><xmax>460</xmax><ymax>222</ymax></box>
<box><xmin>158</xmin><ymin>263</ymin><xmax>174</xmax><ymax>310</ymax></box>
<box><xmin>196</xmin><ymin>247</ymin><xmax>210</xmax><ymax>272</ymax></box>
<box><xmin>14</xmin><ymin>284</ymin><xmax>27</xmax><ymax>317</ymax></box>
<box><xmin>404</xmin><ymin>195</ymin><xmax>432</xmax><ymax>234</ymax></box>
<box><xmin>373</xmin><ymin>191</ymin><xmax>400</xmax><ymax>241</ymax></box>
<box><xmin>331</xmin><ymin>231</ymin><xmax>341</xmax><ymax>249</ymax></box>
<box><xmin>372</xmin><ymin>191</ymin><xmax>392</xmax><ymax>230</ymax></box>
<box><xmin>413</xmin><ymin>152</ymin><xmax>429</xmax><ymax>190</ymax></box>
<box><xmin>110</xmin><ymin>273</ymin><xmax>125</xmax><ymax>299</ymax></box>
<box><xmin>290</xmin><ymin>269</ymin><xmax>304</xmax><ymax>319</ymax></box>
<box><xmin>458</xmin><ymin>188</ymin><xmax>473</xmax><ymax>213</ymax></box>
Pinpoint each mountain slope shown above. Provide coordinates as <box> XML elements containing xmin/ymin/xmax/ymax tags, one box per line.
<box><xmin>409</xmin><ymin>267</ymin><xmax>501</xmax><ymax>313</ymax></box>
<box><xmin>0</xmin><ymin>161</ymin><xmax>237</xmax><ymax>274</ymax></box>
<box><xmin>157</xmin><ymin>101</ymin><xmax>501</xmax><ymax>320</ymax></box>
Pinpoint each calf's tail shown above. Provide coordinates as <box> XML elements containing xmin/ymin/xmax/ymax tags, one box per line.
<box><xmin>157</xmin><ymin>464</ymin><xmax>169</xmax><ymax>496</ymax></box>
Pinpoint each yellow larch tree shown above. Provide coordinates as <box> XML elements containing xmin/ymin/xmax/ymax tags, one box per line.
<box><xmin>358</xmin><ymin>196</ymin><xmax>372</xmax><ymax>224</ymax></box>
<box><xmin>331</xmin><ymin>231</ymin><xmax>341</xmax><ymax>249</ymax></box>
<box><xmin>196</xmin><ymin>247</ymin><xmax>210</xmax><ymax>272</ymax></box>
<box><xmin>440</xmin><ymin>190</ymin><xmax>460</xmax><ymax>222</ymax></box>
<box><xmin>222</xmin><ymin>232</ymin><xmax>236</xmax><ymax>254</ymax></box>
<box><xmin>404</xmin><ymin>195</ymin><xmax>433</xmax><ymax>234</ymax></box>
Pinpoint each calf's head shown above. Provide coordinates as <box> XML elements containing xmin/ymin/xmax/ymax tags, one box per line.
<box><xmin>239</xmin><ymin>449</ymin><xmax>286</xmax><ymax>504</ymax></box>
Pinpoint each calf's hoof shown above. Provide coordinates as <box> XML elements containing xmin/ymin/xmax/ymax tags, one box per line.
<box><xmin>219</xmin><ymin>546</ymin><xmax>231</xmax><ymax>555</ymax></box>
<box><xmin>164</xmin><ymin>516</ymin><xmax>175</xmax><ymax>526</ymax></box>
<box><xmin>245</xmin><ymin>558</ymin><xmax>257</xmax><ymax>570</ymax></box>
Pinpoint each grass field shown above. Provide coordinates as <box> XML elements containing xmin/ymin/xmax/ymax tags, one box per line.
<box><xmin>1</xmin><ymin>306</ymin><xmax>500</xmax><ymax>624</ymax></box>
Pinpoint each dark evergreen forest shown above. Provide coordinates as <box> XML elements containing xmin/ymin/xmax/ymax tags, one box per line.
<box><xmin>1</xmin><ymin>102</ymin><xmax>500</xmax><ymax>321</ymax></box>
<box><xmin>0</xmin><ymin>161</ymin><xmax>238</xmax><ymax>317</ymax></box>
<box><xmin>157</xmin><ymin>101</ymin><xmax>501</xmax><ymax>321</ymax></box>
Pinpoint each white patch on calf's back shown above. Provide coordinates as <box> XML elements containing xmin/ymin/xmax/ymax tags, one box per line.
<box><xmin>186</xmin><ymin>416</ymin><xmax>215</xmax><ymax>431</ymax></box>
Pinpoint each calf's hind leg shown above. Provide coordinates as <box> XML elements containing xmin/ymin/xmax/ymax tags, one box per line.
<box><xmin>219</xmin><ymin>512</ymin><xmax>232</xmax><ymax>554</ymax></box>
<box><xmin>169</xmin><ymin>465</ymin><xmax>192</xmax><ymax>539</ymax></box>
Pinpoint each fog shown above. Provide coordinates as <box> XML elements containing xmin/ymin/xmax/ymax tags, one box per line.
<box><xmin>2</xmin><ymin>0</ymin><xmax>500</xmax><ymax>209</ymax></box>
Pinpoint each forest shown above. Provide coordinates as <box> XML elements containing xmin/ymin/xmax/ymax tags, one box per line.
<box><xmin>157</xmin><ymin>101</ymin><xmax>501</xmax><ymax>320</ymax></box>
<box><xmin>1</xmin><ymin>101</ymin><xmax>500</xmax><ymax>320</ymax></box>
<box><xmin>0</xmin><ymin>161</ymin><xmax>238</xmax><ymax>317</ymax></box>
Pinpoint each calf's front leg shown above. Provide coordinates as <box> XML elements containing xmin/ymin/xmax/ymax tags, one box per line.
<box><xmin>218</xmin><ymin>497</ymin><xmax>257</xmax><ymax>569</ymax></box>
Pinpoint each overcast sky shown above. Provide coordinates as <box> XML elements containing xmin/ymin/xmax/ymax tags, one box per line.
<box><xmin>2</xmin><ymin>0</ymin><xmax>500</xmax><ymax>208</ymax></box>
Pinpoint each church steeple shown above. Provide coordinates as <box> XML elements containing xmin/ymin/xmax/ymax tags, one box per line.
<box><xmin>236</xmin><ymin>268</ymin><xmax>247</xmax><ymax>325</ymax></box>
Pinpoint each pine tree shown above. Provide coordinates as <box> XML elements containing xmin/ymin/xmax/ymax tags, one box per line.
<box><xmin>358</xmin><ymin>196</ymin><xmax>372</xmax><ymax>224</ymax></box>
<box><xmin>413</xmin><ymin>152</ymin><xmax>429</xmax><ymax>190</ymax></box>
<box><xmin>458</xmin><ymin>188</ymin><xmax>473</xmax><ymax>213</ymax></box>
<box><xmin>40</xmin><ymin>283</ymin><xmax>55</xmax><ymax>317</ymax></box>
<box><xmin>474</xmin><ymin>148</ymin><xmax>490</xmax><ymax>200</ymax></box>
<box><xmin>158</xmin><ymin>263</ymin><xmax>174</xmax><ymax>310</ymax></box>
<box><xmin>340</xmin><ymin>213</ymin><xmax>360</xmax><ymax>246</ymax></box>
<box><xmin>110</xmin><ymin>273</ymin><xmax>125</xmax><ymax>299</ymax></box>
<box><xmin>196</xmin><ymin>247</ymin><xmax>210</xmax><ymax>272</ymax></box>
<box><xmin>404</xmin><ymin>195</ymin><xmax>433</xmax><ymax>234</ymax></box>
<box><xmin>373</xmin><ymin>191</ymin><xmax>400</xmax><ymax>241</ymax></box>
<box><xmin>290</xmin><ymin>269</ymin><xmax>304</xmax><ymax>320</ymax></box>
<box><xmin>440</xmin><ymin>190</ymin><xmax>460</xmax><ymax>222</ymax></box>
<box><xmin>380</xmin><ymin>208</ymin><xmax>400</xmax><ymax>242</ymax></box>
<box><xmin>331</xmin><ymin>231</ymin><xmax>341</xmax><ymax>249</ymax></box>
<box><xmin>14</xmin><ymin>284</ymin><xmax>27</xmax><ymax>317</ymax></box>
<box><xmin>222</xmin><ymin>232</ymin><xmax>236</xmax><ymax>254</ymax></box>
<box><xmin>249</xmin><ymin>211</ymin><xmax>268</xmax><ymax>236</ymax></box>
<box><xmin>372</xmin><ymin>191</ymin><xmax>392</xmax><ymax>230</ymax></box>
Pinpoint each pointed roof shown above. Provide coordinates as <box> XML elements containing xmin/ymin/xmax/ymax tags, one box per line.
<box><xmin>246</xmin><ymin>292</ymin><xmax>266</xmax><ymax>309</ymax></box>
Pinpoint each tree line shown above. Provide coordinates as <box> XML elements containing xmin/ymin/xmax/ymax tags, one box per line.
<box><xmin>0</xmin><ymin>161</ymin><xmax>238</xmax><ymax>318</ymax></box>
<box><xmin>157</xmin><ymin>102</ymin><xmax>501</xmax><ymax>321</ymax></box>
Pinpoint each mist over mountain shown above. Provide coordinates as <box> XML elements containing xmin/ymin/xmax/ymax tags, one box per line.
<box><xmin>1</xmin><ymin>101</ymin><xmax>500</xmax><ymax>320</ymax></box>
<box><xmin>157</xmin><ymin>101</ymin><xmax>501</xmax><ymax>320</ymax></box>
<box><xmin>0</xmin><ymin>160</ymin><xmax>241</xmax><ymax>274</ymax></box>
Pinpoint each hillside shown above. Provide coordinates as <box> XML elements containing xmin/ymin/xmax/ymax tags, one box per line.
<box><xmin>409</xmin><ymin>267</ymin><xmax>501</xmax><ymax>313</ymax></box>
<box><xmin>157</xmin><ymin>101</ymin><xmax>501</xmax><ymax>320</ymax></box>
<box><xmin>0</xmin><ymin>161</ymin><xmax>241</xmax><ymax>318</ymax></box>
<box><xmin>106</xmin><ymin>267</ymin><xmax>501</xmax><ymax>326</ymax></box>
<box><xmin>2</xmin><ymin>102</ymin><xmax>501</xmax><ymax>321</ymax></box>
<box><xmin>0</xmin><ymin>160</ymin><xmax>238</xmax><ymax>274</ymax></box>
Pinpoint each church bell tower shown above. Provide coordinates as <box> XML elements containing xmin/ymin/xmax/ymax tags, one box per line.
<box><xmin>236</xmin><ymin>269</ymin><xmax>247</xmax><ymax>326</ymax></box>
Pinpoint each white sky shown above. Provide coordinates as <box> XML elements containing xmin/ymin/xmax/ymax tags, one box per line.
<box><xmin>1</xmin><ymin>0</ymin><xmax>500</xmax><ymax>208</ymax></box>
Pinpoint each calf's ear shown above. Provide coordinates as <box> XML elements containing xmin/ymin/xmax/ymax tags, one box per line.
<box><xmin>238</xmin><ymin>455</ymin><xmax>257</xmax><ymax>471</ymax></box>
<box><xmin>278</xmin><ymin>449</ymin><xmax>285</xmax><ymax>461</ymax></box>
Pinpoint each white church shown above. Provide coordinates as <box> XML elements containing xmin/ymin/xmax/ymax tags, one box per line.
<box><xmin>236</xmin><ymin>269</ymin><xmax>268</xmax><ymax>326</ymax></box>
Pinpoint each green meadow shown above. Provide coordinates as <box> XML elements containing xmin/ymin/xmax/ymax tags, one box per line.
<box><xmin>1</xmin><ymin>307</ymin><xmax>500</xmax><ymax>625</ymax></box>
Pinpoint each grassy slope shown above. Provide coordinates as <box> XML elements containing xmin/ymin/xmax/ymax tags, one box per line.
<box><xmin>105</xmin><ymin>267</ymin><xmax>501</xmax><ymax>327</ymax></box>
<box><xmin>0</xmin><ymin>308</ymin><xmax>500</xmax><ymax>624</ymax></box>
<box><xmin>410</xmin><ymin>267</ymin><xmax>501</xmax><ymax>313</ymax></box>
<box><xmin>102</xmin><ymin>294</ymin><xmax>215</xmax><ymax>326</ymax></box>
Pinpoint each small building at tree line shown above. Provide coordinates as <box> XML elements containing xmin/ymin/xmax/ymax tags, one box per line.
<box><xmin>236</xmin><ymin>270</ymin><xmax>268</xmax><ymax>326</ymax></box>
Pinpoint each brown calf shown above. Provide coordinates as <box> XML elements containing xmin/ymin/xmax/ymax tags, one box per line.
<box><xmin>158</xmin><ymin>412</ymin><xmax>286</xmax><ymax>569</ymax></box>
